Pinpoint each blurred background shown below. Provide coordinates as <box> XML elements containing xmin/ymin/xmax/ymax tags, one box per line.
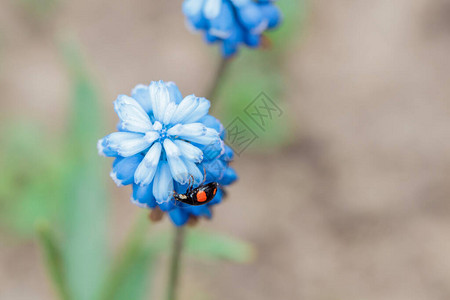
<box><xmin>1</xmin><ymin>0</ymin><xmax>450</xmax><ymax>299</ymax></box>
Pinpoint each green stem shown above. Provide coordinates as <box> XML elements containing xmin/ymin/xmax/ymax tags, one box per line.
<box><xmin>36</xmin><ymin>221</ymin><xmax>73</xmax><ymax>300</ymax></box>
<box><xmin>206</xmin><ymin>57</ymin><xmax>230</xmax><ymax>102</ymax></box>
<box><xmin>166</xmin><ymin>226</ymin><xmax>185</xmax><ymax>300</ymax></box>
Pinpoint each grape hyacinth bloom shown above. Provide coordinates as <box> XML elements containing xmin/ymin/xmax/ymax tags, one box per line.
<box><xmin>183</xmin><ymin>0</ymin><xmax>282</xmax><ymax>57</ymax></box>
<box><xmin>98</xmin><ymin>81</ymin><xmax>237</xmax><ymax>226</ymax></box>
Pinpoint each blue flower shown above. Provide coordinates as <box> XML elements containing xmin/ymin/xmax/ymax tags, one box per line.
<box><xmin>98</xmin><ymin>81</ymin><xmax>237</xmax><ymax>226</ymax></box>
<box><xmin>183</xmin><ymin>0</ymin><xmax>282</xmax><ymax>57</ymax></box>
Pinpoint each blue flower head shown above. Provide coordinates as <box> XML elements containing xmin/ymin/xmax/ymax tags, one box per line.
<box><xmin>183</xmin><ymin>0</ymin><xmax>282</xmax><ymax>57</ymax></box>
<box><xmin>98</xmin><ymin>81</ymin><xmax>237</xmax><ymax>226</ymax></box>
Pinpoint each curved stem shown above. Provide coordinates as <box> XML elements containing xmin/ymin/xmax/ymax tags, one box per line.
<box><xmin>166</xmin><ymin>226</ymin><xmax>185</xmax><ymax>300</ymax></box>
<box><xmin>206</xmin><ymin>57</ymin><xmax>231</xmax><ymax>102</ymax></box>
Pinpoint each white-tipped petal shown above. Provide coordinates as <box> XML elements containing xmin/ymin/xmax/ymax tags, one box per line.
<box><xmin>166</xmin><ymin>81</ymin><xmax>183</xmax><ymax>104</ymax></box>
<box><xmin>149</xmin><ymin>81</ymin><xmax>171</xmax><ymax>122</ymax></box>
<box><xmin>163</xmin><ymin>139</ymin><xmax>189</xmax><ymax>184</ymax></box>
<box><xmin>131</xmin><ymin>84</ymin><xmax>152</xmax><ymax>113</ymax></box>
<box><xmin>208</xmin><ymin>28</ymin><xmax>232</xmax><ymax>39</ymax></box>
<box><xmin>144</xmin><ymin>131</ymin><xmax>160</xmax><ymax>144</ymax></box>
<box><xmin>162</xmin><ymin>101</ymin><xmax>177</xmax><ymax>125</ymax></box>
<box><xmin>114</xmin><ymin>95</ymin><xmax>152</xmax><ymax>133</ymax></box>
<box><xmin>167</xmin><ymin>123</ymin><xmax>205</xmax><ymax>136</ymax></box>
<box><xmin>183</xmin><ymin>0</ymin><xmax>205</xmax><ymax>16</ymax></box>
<box><xmin>153</xmin><ymin>162</ymin><xmax>174</xmax><ymax>204</ymax></box>
<box><xmin>104</xmin><ymin>132</ymin><xmax>151</xmax><ymax>157</ymax></box>
<box><xmin>97</xmin><ymin>139</ymin><xmax>106</xmax><ymax>156</ymax></box>
<box><xmin>187</xmin><ymin>128</ymin><xmax>220</xmax><ymax>145</ymax></box>
<box><xmin>204</xmin><ymin>0</ymin><xmax>222</xmax><ymax>19</ymax></box>
<box><xmin>163</xmin><ymin>138</ymin><xmax>181</xmax><ymax>157</ymax></box>
<box><xmin>181</xmin><ymin>97</ymin><xmax>210</xmax><ymax>123</ymax></box>
<box><xmin>167</xmin><ymin>123</ymin><xmax>219</xmax><ymax>145</ymax></box>
<box><xmin>131</xmin><ymin>196</ymin><xmax>150</xmax><ymax>209</ymax></box>
<box><xmin>251</xmin><ymin>19</ymin><xmax>269</xmax><ymax>35</ymax></box>
<box><xmin>173</xmin><ymin>140</ymin><xmax>203</xmax><ymax>162</ymax></box>
<box><xmin>152</xmin><ymin>121</ymin><xmax>163</xmax><ymax>132</ymax></box>
<box><xmin>170</xmin><ymin>95</ymin><xmax>199</xmax><ymax>124</ymax></box>
<box><xmin>110</xmin><ymin>171</ymin><xmax>123</xmax><ymax>186</ymax></box>
<box><xmin>182</xmin><ymin>158</ymin><xmax>204</xmax><ymax>185</ymax></box>
<box><xmin>134</xmin><ymin>142</ymin><xmax>162</xmax><ymax>186</ymax></box>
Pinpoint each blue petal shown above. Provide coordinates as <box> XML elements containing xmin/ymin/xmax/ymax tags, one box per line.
<box><xmin>162</xmin><ymin>101</ymin><xmax>177</xmax><ymax>125</ymax></box>
<box><xmin>114</xmin><ymin>95</ymin><xmax>153</xmax><ymax>133</ymax></box>
<box><xmin>244</xmin><ymin>32</ymin><xmax>261</xmax><ymax>48</ymax></box>
<box><xmin>236</xmin><ymin>2</ymin><xmax>265</xmax><ymax>32</ymax></box>
<box><xmin>100</xmin><ymin>132</ymin><xmax>152</xmax><ymax>157</ymax></box>
<box><xmin>170</xmin><ymin>95</ymin><xmax>199</xmax><ymax>124</ymax></box>
<box><xmin>182</xmin><ymin>205</ymin><xmax>212</xmax><ymax>218</ymax></box>
<box><xmin>149</xmin><ymin>80</ymin><xmax>171</xmax><ymax>122</ymax></box>
<box><xmin>196</xmin><ymin>139</ymin><xmax>224</xmax><ymax>161</ymax></box>
<box><xmin>134</xmin><ymin>142</ymin><xmax>162</xmax><ymax>186</ymax></box>
<box><xmin>168</xmin><ymin>123</ymin><xmax>219</xmax><ymax>145</ymax></box>
<box><xmin>218</xmin><ymin>167</ymin><xmax>238</xmax><ymax>185</ymax></box>
<box><xmin>132</xmin><ymin>183</ymin><xmax>157</xmax><ymax>208</ymax></box>
<box><xmin>182</xmin><ymin>157</ymin><xmax>204</xmax><ymax>185</ymax></box>
<box><xmin>97</xmin><ymin>138</ymin><xmax>118</xmax><ymax>157</ymax></box>
<box><xmin>230</xmin><ymin>0</ymin><xmax>252</xmax><ymax>7</ymax></box>
<box><xmin>203</xmin><ymin>0</ymin><xmax>222</xmax><ymax>19</ymax></box>
<box><xmin>222</xmin><ymin>23</ymin><xmax>244</xmax><ymax>57</ymax></box>
<box><xmin>131</xmin><ymin>84</ymin><xmax>152</xmax><ymax>113</ymax></box>
<box><xmin>199</xmin><ymin>115</ymin><xmax>224</xmax><ymax>137</ymax></box>
<box><xmin>221</xmin><ymin>145</ymin><xmax>234</xmax><ymax>161</ymax></box>
<box><xmin>201</xmin><ymin>159</ymin><xmax>226</xmax><ymax>182</ymax></box>
<box><xmin>173</xmin><ymin>140</ymin><xmax>203</xmax><ymax>162</ymax></box>
<box><xmin>208</xmin><ymin>0</ymin><xmax>234</xmax><ymax>39</ymax></box>
<box><xmin>259</xmin><ymin>3</ymin><xmax>282</xmax><ymax>29</ymax></box>
<box><xmin>168</xmin><ymin>209</ymin><xmax>190</xmax><ymax>226</ymax></box>
<box><xmin>153</xmin><ymin>161</ymin><xmax>174</xmax><ymax>204</ymax></box>
<box><xmin>204</xmin><ymin>32</ymin><xmax>219</xmax><ymax>43</ymax></box>
<box><xmin>159</xmin><ymin>200</ymin><xmax>175</xmax><ymax>212</ymax></box>
<box><xmin>164</xmin><ymin>139</ymin><xmax>189</xmax><ymax>184</ymax></box>
<box><xmin>182</xmin><ymin>97</ymin><xmax>210</xmax><ymax>123</ymax></box>
<box><xmin>111</xmin><ymin>154</ymin><xmax>143</xmax><ymax>186</ymax></box>
<box><xmin>183</xmin><ymin>0</ymin><xmax>206</xmax><ymax>17</ymax></box>
<box><xmin>166</xmin><ymin>81</ymin><xmax>183</xmax><ymax>104</ymax></box>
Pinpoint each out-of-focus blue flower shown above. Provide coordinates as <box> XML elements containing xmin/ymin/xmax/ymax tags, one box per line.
<box><xmin>98</xmin><ymin>81</ymin><xmax>237</xmax><ymax>226</ymax></box>
<box><xmin>183</xmin><ymin>0</ymin><xmax>282</xmax><ymax>57</ymax></box>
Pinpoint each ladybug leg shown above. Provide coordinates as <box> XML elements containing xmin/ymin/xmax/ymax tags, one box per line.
<box><xmin>201</xmin><ymin>167</ymin><xmax>207</xmax><ymax>185</ymax></box>
<box><xmin>186</xmin><ymin>174</ymin><xmax>195</xmax><ymax>193</ymax></box>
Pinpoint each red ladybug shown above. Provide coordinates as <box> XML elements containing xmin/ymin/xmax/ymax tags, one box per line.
<box><xmin>173</xmin><ymin>182</ymin><xmax>218</xmax><ymax>206</ymax></box>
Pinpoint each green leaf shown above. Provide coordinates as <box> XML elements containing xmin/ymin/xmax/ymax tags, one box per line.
<box><xmin>97</xmin><ymin>215</ymin><xmax>159</xmax><ymax>300</ymax></box>
<box><xmin>0</xmin><ymin>121</ymin><xmax>64</xmax><ymax>237</ymax></box>
<box><xmin>211</xmin><ymin>0</ymin><xmax>309</xmax><ymax>151</ymax></box>
<box><xmin>184</xmin><ymin>230</ymin><xmax>255</xmax><ymax>263</ymax></box>
<box><xmin>36</xmin><ymin>220</ymin><xmax>73</xmax><ymax>300</ymax></box>
<box><xmin>268</xmin><ymin>0</ymin><xmax>309</xmax><ymax>51</ymax></box>
<box><xmin>215</xmin><ymin>53</ymin><xmax>292</xmax><ymax>150</ymax></box>
<box><xmin>16</xmin><ymin>0</ymin><xmax>60</xmax><ymax>21</ymax></box>
<box><xmin>59</xmin><ymin>38</ymin><xmax>108</xmax><ymax>300</ymax></box>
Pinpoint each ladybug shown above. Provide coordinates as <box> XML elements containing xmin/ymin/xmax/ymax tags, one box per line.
<box><xmin>173</xmin><ymin>181</ymin><xmax>219</xmax><ymax>206</ymax></box>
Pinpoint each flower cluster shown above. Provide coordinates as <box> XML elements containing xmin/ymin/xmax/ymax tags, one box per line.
<box><xmin>183</xmin><ymin>0</ymin><xmax>282</xmax><ymax>57</ymax></box>
<box><xmin>98</xmin><ymin>81</ymin><xmax>237</xmax><ymax>226</ymax></box>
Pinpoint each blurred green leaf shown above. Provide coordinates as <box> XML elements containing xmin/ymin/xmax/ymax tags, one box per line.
<box><xmin>0</xmin><ymin>122</ymin><xmax>64</xmax><ymax>236</ymax></box>
<box><xmin>15</xmin><ymin>0</ymin><xmax>60</xmax><ymax>21</ymax></box>
<box><xmin>214</xmin><ymin>53</ymin><xmax>292</xmax><ymax>150</ymax></box>
<box><xmin>269</xmin><ymin>0</ymin><xmax>308</xmax><ymax>51</ymax></box>
<box><xmin>185</xmin><ymin>230</ymin><xmax>255</xmax><ymax>263</ymax></box>
<box><xmin>97</xmin><ymin>214</ymin><xmax>158</xmax><ymax>300</ymax></box>
<box><xmin>212</xmin><ymin>0</ymin><xmax>308</xmax><ymax>150</ymax></box>
<box><xmin>36</xmin><ymin>220</ymin><xmax>73</xmax><ymax>300</ymax></box>
<box><xmin>59</xmin><ymin>39</ymin><xmax>108</xmax><ymax>300</ymax></box>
